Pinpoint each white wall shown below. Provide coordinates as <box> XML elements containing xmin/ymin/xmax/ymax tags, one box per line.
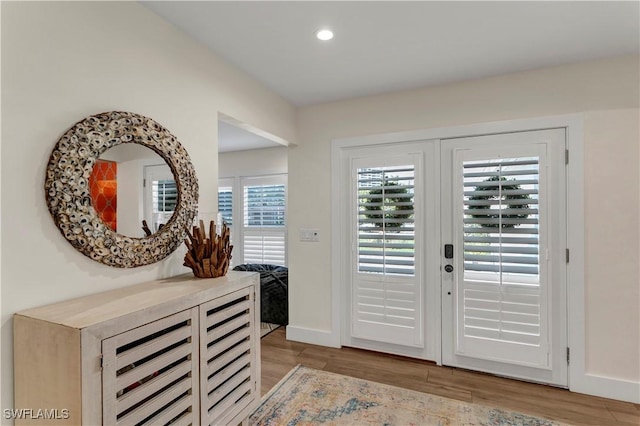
<box><xmin>583</xmin><ymin>109</ymin><xmax>639</xmax><ymax>379</ymax></box>
<box><xmin>289</xmin><ymin>55</ymin><xmax>639</xmax><ymax>397</ymax></box>
<box><xmin>0</xmin><ymin>1</ymin><xmax>295</xmax><ymax>413</ymax></box>
<box><xmin>219</xmin><ymin>146</ymin><xmax>288</xmax><ymax>178</ymax></box>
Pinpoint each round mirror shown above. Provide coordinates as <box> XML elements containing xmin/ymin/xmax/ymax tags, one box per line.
<box><xmin>44</xmin><ymin>111</ymin><xmax>198</xmax><ymax>268</ymax></box>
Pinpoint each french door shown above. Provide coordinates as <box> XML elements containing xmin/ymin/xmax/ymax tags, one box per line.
<box><xmin>343</xmin><ymin>129</ymin><xmax>567</xmax><ymax>386</ymax></box>
<box><xmin>441</xmin><ymin>129</ymin><xmax>567</xmax><ymax>386</ymax></box>
<box><xmin>345</xmin><ymin>141</ymin><xmax>440</xmax><ymax>360</ymax></box>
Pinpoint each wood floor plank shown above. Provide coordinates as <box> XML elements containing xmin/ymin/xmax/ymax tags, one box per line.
<box><xmin>259</xmin><ymin>328</ymin><xmax>639</xmax><ymax>425</ymax></box>
<box><xmin>471</xmin><ymin>386</ymin><xmax>617</xmax><ymax>424</ymax></box>
<box><xmin>301</xmin><ymin>347</ymin><xmax>432</xmax><ymax>381</ymax></box>
<box><xmin>262</xmin><ymin>348</ymin><xmax>328</xmax><ymax>371</ymax></box>
<box><xmin>604</xmin><ymin>398</ymin><xmax>640</xmax><ymax>414</ymax></box>
<box><xmin>260</xmin><ymin>333</ymin><xmax>307</xmax><ymax>354</ymax></box>
<box><xmin>323</xmin><ymin>362</ymin><xmax>473</xmax><ymax>403</ymax></box>
<box><xmin>607</xmin><ymin>407</ymin><xmax>640</xmax><ymax>425</ymax></box>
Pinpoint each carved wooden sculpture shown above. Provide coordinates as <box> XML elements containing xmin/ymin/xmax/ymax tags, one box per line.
<box><xmin>184</xmin><ymin>220</ymin><xmax>233</xmax><ymax>278</ymax></box>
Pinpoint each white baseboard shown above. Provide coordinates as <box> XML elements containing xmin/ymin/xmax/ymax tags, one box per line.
<box><xmin>286</xmin><ymin>325</ymin><xmax>340</xmax><ymax>348</ymax></box>
<box><xmin>572</xmin><ymin>373</ymin><xmax>640</xmax><ymax>403</ymax></box>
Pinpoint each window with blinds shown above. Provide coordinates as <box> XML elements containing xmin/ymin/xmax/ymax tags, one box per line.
<box><xmin>357</xmin><ymin>165</ymin><xmax>415</xmax><ymax>276</ymax></box>
<box><xmin>218</xmin><ymin>187</ymin><xmax>233</xmax><ymax>226</ymax></box>
<box><xmin>152</xmin><ymin>179</ymin><xmax>177</xmax><ymax>232</ymax></box>
<box><xmin>461</xmin><ymin>156</ymin><xmax>542</xmax><ymax>347</ymax></box>
<box><xmin>242</xmin><ymin>181</ymin><xmax>286</xmax><ymax>266</ymax></box>
<box><xmin>462</xmin><ymin>157</ymin><xmax>540</xmax><ymax>283</ymax></box>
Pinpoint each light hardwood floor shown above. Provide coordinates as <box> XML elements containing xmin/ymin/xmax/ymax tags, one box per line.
<box><xmin>260</xmin><ymin>328</ymin><xmax>639</xmax><ymax>426</ymax></box>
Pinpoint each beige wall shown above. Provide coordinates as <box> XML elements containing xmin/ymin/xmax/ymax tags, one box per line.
<box><xmin>290</xmin><ymin>55</ymin><xmax>639</xmax><ymax>382</ymax></box>
<box><xmin>0</xmin><ymin>1</ymin><xmax>296</xmax><ymax>411</ymax></box>
<box><xmin>583</xmin><ymin>109</ymin><xmax>639</xmax><ymax>378</ymax></box>
<box><xmin>219</xmin><ymin>146</ymin><xmax>288</xmax><ymax>178</ymax></box>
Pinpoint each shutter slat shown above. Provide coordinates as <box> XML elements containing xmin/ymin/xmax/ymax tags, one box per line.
<box><xmin>463</xmin><ymin>169</ymin><xmax>539</xmax><ymax>178</ymax></box>
<box><xmin>359</xmin><ymin>242</ymin><xmax>414</xmax><ymax>249</ymax></box>
<box><xmin>464</xmin><ymin>254</ymin><xmax>539</xmax><ymax>265</ymax></box>
<box><xmin>358</xmin><ymin>250</ymin><xmax>415</xmax><ymax>258</ymax></box>
<box><xmin>464</xmin><ymin>244</ymin><xmax>538</xmax><ymax>254</ymax></box>
<box><xmin>464</xmin><ymin>218</ymin><xmax>538</xmax><ymax>225</ymax></box>
<box><xmin>464</xmin><ymin>208</ymin><xmax>538</xmax><ymax>215</ymax></box>
<box><xmin>465</xmin><ymin>179</ymin><xmax>538</xmax><ymax>187</ymax></box>
<box><xmin>357</xmin><ymin>257</ymin><xmax>415</xmax><ymax>266</ymax></box>
<box><xmin>464</xmin><ymin>236</ymin><xmax>538</xmax><ymax>244</ymax></box>
<box><xmin>464</xmin><ymin>159</ymin><xmax>539</xmax><ymax>168</ymax></box>
<box><xmin>465</xmin><ymin>198</ymin><xmax>539</xmax><ymax>206</ymax></box>
<box><xmin>463</xmin><ymin>189</ymin><xmax>538</xmax><ymax>197</ymax></box>
<box><xmin>464</xmin><ymin>262</ymin><xmax>539</xmax><ymax>274</ymax></box>
<box><xmin>357</xmin><ymin>312</ymin><xmax>415</xmax><ymax>328</ymax></box>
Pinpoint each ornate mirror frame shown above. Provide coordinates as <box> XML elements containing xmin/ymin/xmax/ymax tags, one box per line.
<box><xmin>44</xmin><ymin>111</ymin><xmax>199</xmax><ymax>268</ymax></box>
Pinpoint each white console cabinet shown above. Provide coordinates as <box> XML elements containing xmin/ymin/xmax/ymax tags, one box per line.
<box><xmin>14</xmin><ymin>272</ymin><xmax>260</xmax><ymax>426</ymax></box>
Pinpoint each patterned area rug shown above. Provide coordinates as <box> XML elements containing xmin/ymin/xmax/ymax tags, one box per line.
<box><xmin>250</xmin><ymin>365</ymin><xmax>568</xmax><ymax>425</ymax></box>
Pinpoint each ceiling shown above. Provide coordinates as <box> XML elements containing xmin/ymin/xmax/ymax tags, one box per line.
<box><xmin>143</xmin><ymin>1</ymin><xmax>639</xmax><ymax>107</ymax></box>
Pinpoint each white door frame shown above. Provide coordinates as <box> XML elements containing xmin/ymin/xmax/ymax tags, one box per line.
<box><xmin>331</xmin><ymin>113</ymin><xmax>584</xmax><ymax>388</ymax></box>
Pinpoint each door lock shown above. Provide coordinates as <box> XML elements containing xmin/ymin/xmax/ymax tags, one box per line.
<box><xmin>444</xmin><ymin>244</ymin><xmax>454</xmax><ymax>259</ymax></box>
<box><xmin>444</xmin><ymin>264</ymin><xmax>454</xmax><ymax>273</ymax></box>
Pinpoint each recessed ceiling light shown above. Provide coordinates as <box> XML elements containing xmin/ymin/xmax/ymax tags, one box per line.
<box><xmin>316</xmin><ymin>29</ymin><xmax>334</xmax><ymax>41</ymax></box>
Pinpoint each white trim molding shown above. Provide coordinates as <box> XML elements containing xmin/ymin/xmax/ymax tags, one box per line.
<box><xmin>286</xmin><ymin>325</ymin><xmax>340</xmax><ymax>348</ymax></box>
<box><xmin>572</xmin><ymin>374</ymin><xmax>640</xmax><ymax>404</ymax></box>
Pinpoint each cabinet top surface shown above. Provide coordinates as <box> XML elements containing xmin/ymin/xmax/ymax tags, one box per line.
<box><xmin>15</xmin><ymin>271</ymin><xmax>258</xmax><ymax>329</ymax></box>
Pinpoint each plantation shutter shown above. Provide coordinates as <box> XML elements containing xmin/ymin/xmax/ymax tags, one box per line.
<box><xmin>455</xmin><ymin>147</ymin><xmax>549</xmax><ymax>367</ymax></box>
<box><xmin>351</xmin><ymin>155</ymin><xmax>423</xmax><ymax>348</ymax></box>
<box><xmin>463</xmin><ymin>158</ymin><xmax>540</xmax><ymax>279</ymax></box>
<box><xmin>151</xmin><ymin>180</ymin><xmax>177</xmax><ymax>232</ymax></box>
<box><xmin>218</xmin><ymin>187</ymin><xmax>233</xmax><ymax>226</ymax></box>
<box><xmin>153</xmin><ymin>180</ymin><xmax>178</xmax><ymax>213</ymax></box>
<box><xmin>357</xmin><ymin>167</ymin><xmax>416</xmax><ymax>275</ymax></box>
<box><xmin>144</xmin><ymin>164</ymin><xmax>177</xmax><ymax>234</ymax></box>
<box><xmin>242</xmin><ymin>175</ymin><xmax>287</xmax><ymax>266</ymax></box>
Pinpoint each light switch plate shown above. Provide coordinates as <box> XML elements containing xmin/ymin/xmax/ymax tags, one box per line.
<box><xmin>299</xmin><ymin>228</ymin><xmax>320</xmax><ymax>242</ymax></box>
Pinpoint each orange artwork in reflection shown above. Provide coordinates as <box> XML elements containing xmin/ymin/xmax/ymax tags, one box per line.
<box><xmin>89</xmin><ymin>160</ymin><xmax>117</xmax><ymax>231</ymax></box>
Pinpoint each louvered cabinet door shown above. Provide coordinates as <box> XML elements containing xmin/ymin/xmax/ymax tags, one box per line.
<box><xmin>199</xmin><ymin>286</ymin><xmax>258</xmax><ymax>426</ymax></box>
<box><xmin>102</xmin><ymin>308</ymin><xmax>200</xmax><ymax>426</ymax></box>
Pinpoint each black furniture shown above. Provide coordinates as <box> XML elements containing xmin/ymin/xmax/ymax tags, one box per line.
<box><xmin>232</xmin><ymin>264</ymin><xmax>288</xmax><ymax>326</ymax></box>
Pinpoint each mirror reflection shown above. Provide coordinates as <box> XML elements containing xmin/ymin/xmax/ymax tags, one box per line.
<box><xmin>89</xmin><ymin>144</ymin><xmax>177</xmax><ymax>237</ymax></box>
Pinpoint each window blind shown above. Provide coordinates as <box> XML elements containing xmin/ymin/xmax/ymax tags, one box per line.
<box><xmin>243</xmin><ymin>231</ymin><xmax>286</xmax><ymax>265</ymax></box>
<box><xmin>243</xmin><ymin>183</ymin><xmax>286</xmax><ymax>266</ymax></box>
<box><xmin>461</xmin><ymin>156</ymin><xmax>541</xmax><ymax>347</ymax></box>
<box><xmin>244</xmin><ymin>185</ymin><xmax>285</xmax><ymax>227</ymax></box>
<box><xmin>462</xmin><ymin>157</ymin><xmax>540</xmax><ymax>281</ymax></box>
<box><xmin>152</xmin><ymin>179</ymin><xmax>177</xmax><ymax>232</ymax></box>
<box><xmin>218</xmin><ymin>187</ymin><xmax>233</xmax><ymax>226</ymax></box>
<box><xmin>357</xmin><ymin>166</ymin><xmax>415</xmax><ymax>276</ymax></box>
<box><xmin>153</xmin><ymin>180</ymin><xmax>178</xmax><ymax>212</ymax></box>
